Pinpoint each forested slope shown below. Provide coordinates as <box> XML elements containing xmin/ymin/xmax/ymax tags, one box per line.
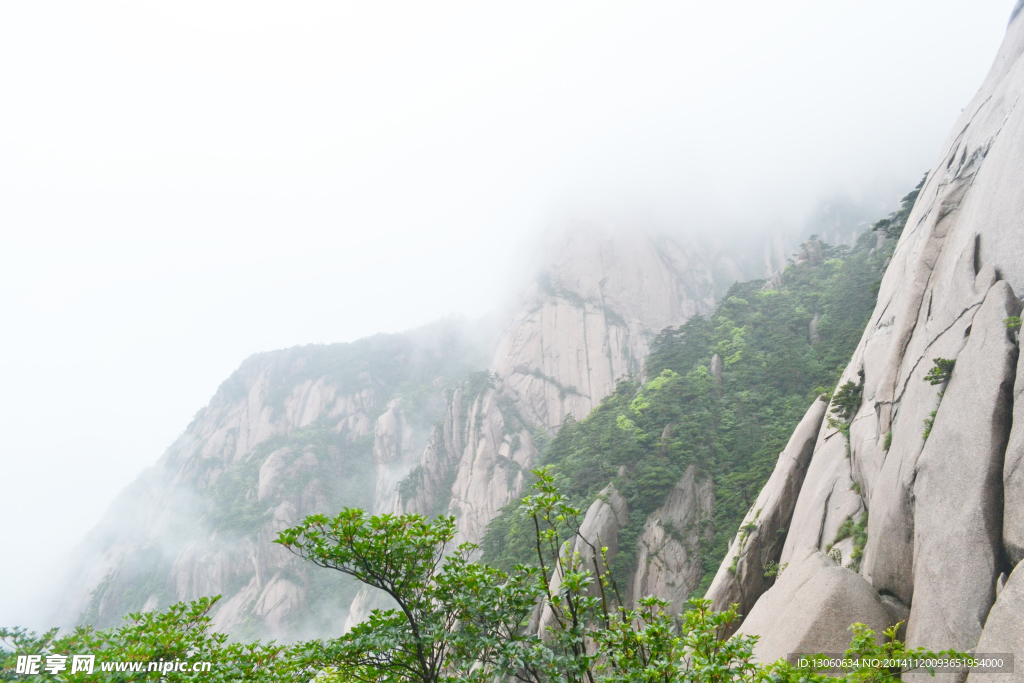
<box><xmin>482</xmin><ymin>187</ymin><xmax>918</xmax><ymax>597</ymax></box>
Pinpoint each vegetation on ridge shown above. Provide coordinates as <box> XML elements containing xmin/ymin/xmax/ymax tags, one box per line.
<box><xmin>482</xmin><ymin>184</ymin><xmax>919</xmax><ymax>594</ymax></box>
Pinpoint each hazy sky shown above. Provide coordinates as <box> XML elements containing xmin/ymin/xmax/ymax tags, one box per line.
<box><xmin>0</xmin><ymin>0</ymin><xmax>1015</xmax><ymax>626</ymax></box>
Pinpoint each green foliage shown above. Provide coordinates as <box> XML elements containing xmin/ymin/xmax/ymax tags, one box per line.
<box><xmin>849</xmin><ymin>511</ymin><xmax>868</xmax><ymax>571</ymax></box>
<box><xmin>483</xmin><ymin>223</ymin><xmax>895</xmax><ymax>593</ymax></box>
<box><xmin>1</xmin><ymin>598</ymin><xmax>316</xmax><ymax>682</ymax></box>
<box><xmin>922</xmin><ymin>409</ymin><xmax>937</xmax><ymax>442</ymax></box>
<box><xmin>831</xmin><ymin>375</ymin><xmax>864</xmax><ymax>423</ymax></box>
<box><xmin>763</xmin><ymin>561</ymin><xmax>787</xmax><ymax>579</ymax></box>
<box><xmin>1005</xmin><ymin>316</ymin><xmax>1022</xmax><ymax>332</ymax></box>
<box><xmin>919</xmin><ymin>358</ymin><xmax>953</xmax><ymax>444</ymax></box>
<box><xmin>871</xmin><ymin>173</ymin><xmax>926</xmax><ymax>240</ymax></box>
<box><xmin>882</xmin><ymin>431</ymin><xmax>892</xmax><ymax>452</ymax></box>
<box><xmin>277</xmin><ymin>469</ymin><xmax>772</xmax><ymax>683</ymax></box>
<box><xmin>277</xmin><ymin>507</ymin><xmax>542</xmax><ymax>683</ymax></box>
<box><xmin>772</xmin><ymin>620</ymin><xmax>971</xmax><ymax>683</ymax></box>
<box><xmin>834</xmin><ymin>517</ymin><xmax>856</xmax><ymax>544</ymax></box>
<box><xmin>5</xmin><ymin>476</ymin><xmax>970</xmax><ymax>683</ymax></box>
<box><xmin>923</xmin><ymin>358</ymin><xmax>955</xmax><ymax>386</ymax></box>
<box><xmin>830</xmin><ymin>511</ymin><xmax>868</xmax><ymax>571</ymax></box>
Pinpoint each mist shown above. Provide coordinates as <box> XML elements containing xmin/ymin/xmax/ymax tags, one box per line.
<box><xmin>0</xmin><ymin>0</ymin><xmax>1015</xmax><ymax>628</ymax></box>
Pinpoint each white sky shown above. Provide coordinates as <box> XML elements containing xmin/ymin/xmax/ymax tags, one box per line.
<box><xmin>0</xmin><ymin>0</ymin><xmax>1015</xmax><ymax>626</ymax></box>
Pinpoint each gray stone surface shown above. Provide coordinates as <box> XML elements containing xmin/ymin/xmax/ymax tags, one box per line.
<box><xmin>491</xmin><ymin>227</ymin><xmax>720</xmax><ymax>431</ymax></box>
<box><xmin>967</xmin><ymin>561</ymin><xmax>1024</xmax><ymax>683</ymax></box>
<box><xmin>444</xmin><ymin>387</ymin><xmax>538</xmax><ymax>548</ymax></box>
<box><xmin>737</xmin><ymin>546</ymin><xmax>894</xmax><ymax>665</ymax></box>
<box><xmin>705</xmin><ymin>398</ymin><xmax>827</xmax><ymax>629</ymax></box>
<box><xmin>1004</xmin><ymin>327</ymin><xmax>1024</xmax><ymax>565</ymax></box>
<box><xmin>779</xmin><ymin>417</ymin><xmax>864</xmax><ymax>568</ymax></box>
<box><xmin>906</xmin><ymin>281</ymin><xmax>1020</xmax><ymax>655</ymax></box>
<box><xmin>739</xmin><ymin>6</ymin><xmax>1024</xmax><ymax>658</ymax></box>
<box><xmin>633</xmin><ymin>465</ymin><xmax>714</xmax><ymax>613</ymax></box>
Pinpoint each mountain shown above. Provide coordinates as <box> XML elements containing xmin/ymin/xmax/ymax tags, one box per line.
<box><xmin>48</xmin><ymin>5</ymin><xmax>1003</xmax><ymax>639</ymax></box>
<box><xmin>56</xmin><ymin>227</ymin><xmax>759</xmax><ymax>638</ymax></box>
<box><xmin>481</xmin><ymin>222</ymin><xmax>895</xmax><ymax>611</ymax></box>
<box><xmin>57</xmin><ymin>321</ymin><xmax>490</xmax><ymax>640</ymax></box>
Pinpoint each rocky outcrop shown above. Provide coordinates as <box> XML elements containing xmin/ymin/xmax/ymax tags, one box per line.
<box><xmin>792</xmin><ymin>239</ymin><xmax>823</xmax><ymax>267</ymax></box>
<box><xmin>372</xmin><ymin>400</ymin><xmax>427</xmax><ymax>515</ymax></box>
<box><xmin>54</xmin><ymin>321</ymin><xmax>488</xmax><ymax>639</ymax></box>
<box><xmin>631</xmin><ymin>466</ymin><xmax>714</xmax><ymax>612</ymax></box>
<box><xmin>907</xmin><ymin>282</ymin><xmax>1019</xmax><ymax>654</ymax></box>
<box><xmin>967</xmin><ymin>561</ymin><xmax>1024</xmax><ymax>683</ymax></box>
<box><xmin>737</xmin><ymin>546</ymin><xmax>900</xmax><ymax>665</ymax></box>
<box><xmin>711</xmin><ymin>5</ymin><xmax>1024</xmax><ymax>660</ymax></box>
<box><xmin>1002</xmin><ymin>330</ymin><xmax>1024</xmax><ymax>565</ymax></box>
<box><xmin>779</xmin><ymin>415</ymin><xmax>864</xmax><ymax>570</ymax></box>
<box><xmin>492</xmin><ymin>227</ymin><xmax>718</xmax><ymax>432</ymax></box>
<box><xmin>446</xmin><ymin>387</ymin><xmax>539</xmax><ymax>548</ymax></box>
<box><xmin>706</xmin><ymin>398</ymin><xmax>827</xmax><ymax>625</ymax></box>
<box><xmin>809</xmin><ymin>313</ymin><xmax>821</xmax><ymax>346</ymax></box>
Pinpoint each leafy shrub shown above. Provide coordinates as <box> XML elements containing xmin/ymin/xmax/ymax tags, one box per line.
<box><xmin>4</xmin><ymin>474</ymin><xmax>970</xmax><ymax>683</ymax></box>
<box><xmin>924</xmin><ymin>358</ymin><xmax>955</xmax><ymax>386</ymax></box>
<box><xmin>922</xmin><ymin>409</ymin><xmax>938</xmax><ymax>442</ymax></box>
<box><xmin>831</xmin><ymin>374</ymin><xmax>864</xmax><ymax>423</ymax></box>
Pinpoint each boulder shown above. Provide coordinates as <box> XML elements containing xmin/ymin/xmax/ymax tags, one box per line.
<box><xmin>907</xmin><ymin>281</ymin><xmax>1020</xmax><ymax>657</ymax></box>
<box><xmin>966</xmin><ymin>561</ymin><xmax>1024</xmax><ymax>683</ymax></box>
<box><xmin>1003</xmin><ymin>329</ymin><xmax>1024</xmax><ymax>565</ymax></box>
<box><xmin>737</xmin><ymin>546</ymin><xmax>894</xmax><ymax>665</ymax></box>
<box><xmin>706</xmin><ymin>398</ymin><xmax>827</xmax><ymax>629</ymax></box>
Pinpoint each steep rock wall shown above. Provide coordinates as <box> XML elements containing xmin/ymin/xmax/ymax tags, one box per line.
<box><xmin>715</xmin><ymin>6</ymin><xmax>1024</xmax><ymax>664</ymax></box>
<box><xmin>57</xmin><ymin>323</ymin><xmax>487</xmax><ymax>639</ymax></box>
<box><xmin>492</xmin><ymin>227</ymin><xmax>719</xmax><ymax>432</ymax></box>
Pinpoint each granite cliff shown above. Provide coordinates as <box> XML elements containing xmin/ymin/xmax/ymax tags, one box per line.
<box><xmin>702</xmin><ymin>4</ymin><xmax>1024</xmax><ymax>674</ymax></box>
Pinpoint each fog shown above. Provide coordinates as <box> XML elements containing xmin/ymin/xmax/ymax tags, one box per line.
<box><xmin>0</xmin><ymin>0</ymin><xmax>1014</xmax><ymax>627</ymax></box>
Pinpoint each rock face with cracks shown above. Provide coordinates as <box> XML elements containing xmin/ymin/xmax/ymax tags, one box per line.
<box><xmin>708</xmin><ymin>6</ymin><xmax>1024</xmax><ymax>668</ymax></box>
<box><xmin>967</xmin><ymin>561</ymin><xmax>1024</xmax><ymax>683</ymax></box>
<box><xmin>906</xmin><ymin>281</ymin><xmax>1019</xmax><ymax>655</ymax></box>
<box><xmin>706</xmin><ymin>398</ymin><xmax>828</xmax><ymax>628</ymax></box>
